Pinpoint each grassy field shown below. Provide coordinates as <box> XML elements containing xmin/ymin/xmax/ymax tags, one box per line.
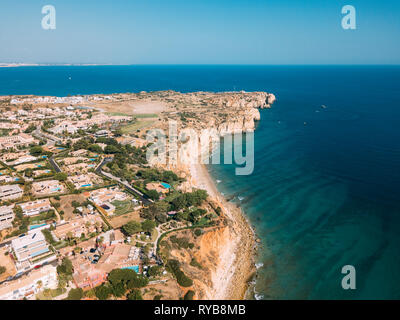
<box><xmin>106</xmin><ymin>112</ymin><xmax>158</xmax><ymax>118</ymax></box>
<box><xmin>134</xmin><ymin>113</ymin><xmax>159</xmax><ymax>118</ymax></box>
<box><xmin>111</xmin><ymin>199</ymin><xmax>135</xmax><ymax>216</ymax></box>
<box><xmin>29</xmin><ymin>210</ymin><xmax>56</xmax><ymax>224</ymax></box>
<box><xmin>108</xmin><ymin>210</ymin><xmax>142</xmax><ymax>229</ymax></box>
<box><xmin>105</xmin><ymin>111</ymin><xmax>131</xmax><ymax>116</ymax></box>
<box><xmin>120</xmin><ymin>120</ymin><xmax>156</xmax><ymax>134</ymax></box>
<box><xmin>36</xmin><ymin>288</ymin><xmax>66</xmax><ymax>300</ymax></box>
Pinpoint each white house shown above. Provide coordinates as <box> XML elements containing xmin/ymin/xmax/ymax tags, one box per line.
<box><xmin>0</xmin><ymin>265</ymin><xmax>58</xmax><ymax>300</ymax></box>
<box><xmin>0</xmin><ymin>205</ymin><xmax>14</xmax><ymax>231</ymax></box>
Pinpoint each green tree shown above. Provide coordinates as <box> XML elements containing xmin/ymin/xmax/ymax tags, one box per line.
<box><xmin>122</xmin><ymin>221</ymin><xmax>142</xmax><ymax>236</ymax></box>
<box><xmin>30</xmin><ymin>145</ymin><xmax>43</xmax><ymax>156</ymax></box>
<box><xmin>95</xmin><ymin>284</ymin><xmax>111</xmax><ymax>300</ymax></box>
<box><xmin>141</xmin><ymin>220</ymin><xmax>156</xmax><ymax>233</ymax></box>
<box><xmin>66</xmin><ymin>288</ymin><xmax>83</xmax><ymax>300</ymax></box>
<box><xmin>166</xmin><ymin>259</ymin><xmax>193</xmax><ymax>287</ymax></box>
<box><xmin>24</xmin><ymin>124</ymin><xmax>36</xmax><ymax>133</ymax></box>
<box><xmin>183</xmin><ymin>290</ymin><xmax>195</xmax><ymax>300</ymax></box>
<box><xmin>0</xmin><ymin>266</ymin><xmax>6</xmax><ymax>275</ymax></box>
<box><xmin>88</xmin><ymin>144</ymin><xmax>103</xmax><ymax>154</ymax></box>
<box><xmin>111</xmin><ymin>282</ymin><xmax>126</xmax><ymax>298</ymax></box>
<box><xmin>54</xmin><ymin>172</ymin><xmax>68</xmax><ymax>181</ymax></box>
<box><xmin>147</xmin><ymin>265</ymin><xmax>162</xmax><ymax>277</ymax></box>
<box><xmin>24</xmin><ymin>168</ymin><xmax>34</xmax><ymax>178</ymax></box>
<box><xmin>104</xmin><ymin>145</ymin><xmax>121</xmax><ymax>154</ymax></box>
<box><xmin>126</xmin><ymin>275</ymin><xmax>148</xmax><ymax>289</ymax></box>
<box><xmin>127</xmin><ymin>289</ymin><xmax>143</xmax><ymax>300</ymax></box>
<box><xmin>146</xmin><ymin>189</ymin><xmax>160</xmax><ymax>201</ymax></box>
<box><xmin>57</xmin><ymin>257</ymin><xmax>73</xmax><ymax>276</ymax></box>
<box><xmin>71</xmin><ymin>200</ymin><xmax>81</xmax><ymax>208</ymax></box>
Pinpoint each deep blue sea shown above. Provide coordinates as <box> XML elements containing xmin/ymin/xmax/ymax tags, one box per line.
<box><xmin>1</xmin><ymin>65</ymin><xmax>399</xmax><ymax>299</ymax></box>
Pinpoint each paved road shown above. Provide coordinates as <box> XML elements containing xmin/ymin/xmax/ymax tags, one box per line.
<box><xmin>95</xmin><ymin>157</ymin><xmax>153</xmax><ymax>205</ymax></box>
<box><xmin>33</xmin><ymin>127</ymin><xmax>62</xmax><ymax>173</ymax></box>
<box><xmin>33</xmin><ymin>127</ymin><xmax>62</xmax><ymax>146</ymax></box>
<box><xmin>48</xmin><ymin>156</ymin><xmax>62</xmax><ymax>173</ymax></box>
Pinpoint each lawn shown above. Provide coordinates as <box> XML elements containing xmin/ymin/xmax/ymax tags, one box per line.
<box><xmin>111</xmin><ymin>199</ymin><xmax>134</xmax><ymax>216</ymax></box>
<box><xmin>29</xmin><ymin>213</ymin><xmax>54</xmax><ymax>225</ymax></box>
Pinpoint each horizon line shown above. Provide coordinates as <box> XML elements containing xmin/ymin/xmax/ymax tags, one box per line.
<box><xmin>1</xmin><ymin>63</ymin><xmax>400</xmax><ymax>68</ymax></box>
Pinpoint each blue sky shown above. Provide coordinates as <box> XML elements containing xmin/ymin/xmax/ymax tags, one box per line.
<box><xmin>0</xmin><ymin>0</ymin><xmax>399</xmax><ymax>64</ymax></box>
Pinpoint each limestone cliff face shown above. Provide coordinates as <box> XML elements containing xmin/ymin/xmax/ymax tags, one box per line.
<box><xmin>192</xmin><ymin>226</ymin><xmax>235</xmax><ymax>299</ymax></box>
<box><xmin>210</xmin><ymin>91</ymin><xmax>275</xmax><ymax>110</ymax></box>
<box><xmin>147</xmin><ymin>91</ymin><xmax>273</xmax><ymax>299</ymax></box>
<box><xmin>149</xmin><ymin>91</ymin><xmax>275</xmax><ymax>170</ymax></box>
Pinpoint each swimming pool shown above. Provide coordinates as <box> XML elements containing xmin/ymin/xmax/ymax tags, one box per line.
<box><xmin>29</xmin><ymin>223</ymin><xmax>47</xmax><ymax>230</ymax></box>
<box><xmin>122</xmin><ymin>265</ymin><xmax>140</xmax><ymax>273</ymax></box>
<box><xmin>161</xmin><ymin>182</ymin><xmax>171</xmax><ymax>189</ymax></box>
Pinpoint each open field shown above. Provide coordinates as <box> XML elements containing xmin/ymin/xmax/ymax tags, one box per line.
<box><xmin>0</xmin><ymin>247</ymin><xmax>16</xmax><ymax>282</ymax></box>
<box><xmin>134</xmin><ymin>113</ymin><xmax>159</xmax><ymax>118</ymax></box>
<box><xmin>142</xmin><ymin>279</ymin><xmax>183</xmax><ymax>300</ymax></box>
<box><xmin>96</xmin><ymin>100</ymin><xmax>166</xmax><ymax>115</ymax></box>
<box><xmin>106</xmin><ymin>112</ymin><xmax>158</xmax><ymax>118</ymax></box>
<box><xmin>36</xmin><ymin>288</ymin><xmax>66</xmax><ymax>300</ymax></box>
<box><xmin>108</xmin><ymin>210</ymin><xmax>142</xmax><ymax>229</ymax></box>
<box><xmin>51</xmin><ymin>194</ymin><xmax>87</xmax><ymax>220</ymax></box>
<box><xmin>111</xmin><ymin>199</ymin><xmax>135</xmax><ymax>216</ymax></box>
<box><xmin>120</xmin><ymin>120</ymin><xmax>156</xmax><ymax>134</ymax></box>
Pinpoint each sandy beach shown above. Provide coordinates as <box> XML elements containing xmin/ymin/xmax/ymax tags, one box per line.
<box><xmin>190</xmin><ymin>163</ymin><xmax>257</xmax><ymax>300</ymax></box>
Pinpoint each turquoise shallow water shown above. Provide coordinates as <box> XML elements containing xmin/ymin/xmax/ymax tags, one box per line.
<box><xmin>206</xmin><ymin>67</ymin><xmax>400</xmax><ymax>299</ymax></box>
<box><xmin>1</xmin><ymin>65</ymin><xmax>399</xmax><ymax>299</ymax></box>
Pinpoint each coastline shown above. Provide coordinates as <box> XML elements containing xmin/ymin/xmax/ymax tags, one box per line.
<box><xmin>190</xmin><ymin>163</ymin><xmax>258</xmax><ymax>300</ymax></box>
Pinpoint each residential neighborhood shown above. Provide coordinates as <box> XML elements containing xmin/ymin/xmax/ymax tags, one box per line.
<box><xmin>0</xmin><ymin>97</ymin><xmax>219</xmax><ymax>300</ymax></box>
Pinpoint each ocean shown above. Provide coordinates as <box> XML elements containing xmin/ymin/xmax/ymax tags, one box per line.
<box><xmin>1</xmin><ymin>65</ymin><xmax>399</xmax><ymax>299</ymax></box>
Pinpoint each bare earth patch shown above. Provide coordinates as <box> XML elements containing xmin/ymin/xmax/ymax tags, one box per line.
<box><xmin>0</xmin><ymin>247</ymin><xmax>16</xmax><ymax>282</ymax></box>
<box><xmin>52</xmin><ymin>194</ymin><xmax>88</xmax><ymax>221</ymax></box>
<box><xmin>143</xmin><ymin>279</ymin><xmax>183</xmax><ymax>300</ymax></box>
<box><xmin>108</xmin><ymin>210</ymin><xmax>142</xmax><ymax>229</ymax></box>
<box><xmin>96</xmin><ymin>100</ymin><xmax>166</xmax><ymax>115</ymax></box>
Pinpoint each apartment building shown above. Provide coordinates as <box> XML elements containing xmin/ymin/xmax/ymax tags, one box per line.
<box><xmin>72</xmin><ymin>257</ymin><xmax>108</xmax><ymax>290</ymax></box>
<box><xmin>11</xmin><ymin>231</ymin><xmax>50</xmax><ymax>263</ymax></box>
<box><xmin>0</xmin><ymin>133</ymin><xmax>36</xmax><ymax>150</ymax></box>
<box><xmin>0</xmin><ymin>205</ymin><xmax>14</xmax><ymax>231</ymax></box>
<box><xmin>0</xmin><ymin>184</ymin><xmax>23</xmax><ymax>201</ymax></box>
<box><xmin>0</xmin><ymin>265</ymin><xmax>58</xmax><ymax>300</ymax></box>
<box><xmin>19</xmin><ymin>199</ymin><xmax>53</xmax><ymax>216</ymax></box>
